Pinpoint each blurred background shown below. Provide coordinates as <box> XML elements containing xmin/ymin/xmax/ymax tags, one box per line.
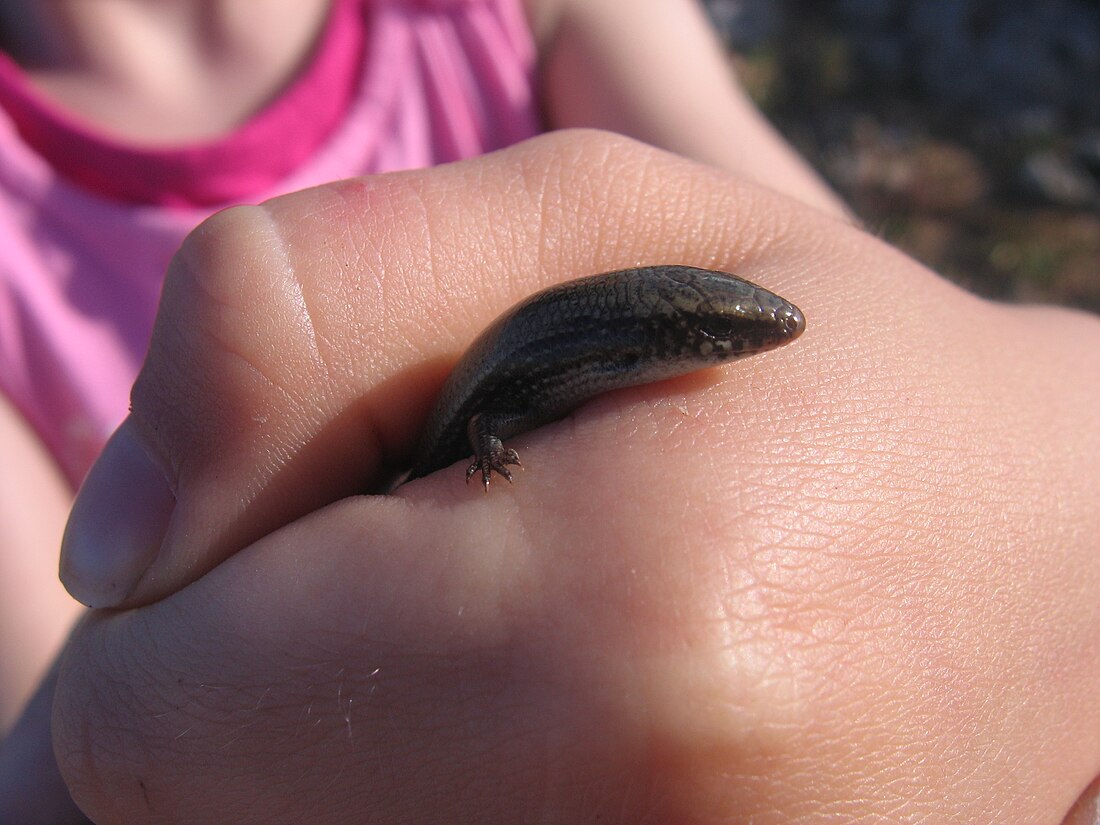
<box><xmin>702</xmin><ymin>0</ymin><xmax>1100</xmax><ymax>312</ymax></box>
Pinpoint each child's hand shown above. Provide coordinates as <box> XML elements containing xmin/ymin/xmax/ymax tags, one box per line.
<box><xmin>53</xmin><ymin>131</ymin><xmax>1100</xmax><ymax>823</ymax></box>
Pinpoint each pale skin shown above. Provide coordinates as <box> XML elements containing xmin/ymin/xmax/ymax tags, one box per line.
<box><xmin>1</xmin><ymin>3</ymin><xmax>1098</xmax><ymax>825</ymax></box>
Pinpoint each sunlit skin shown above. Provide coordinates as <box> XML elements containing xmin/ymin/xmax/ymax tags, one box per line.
<box><xmin>47</xmin><ymin>132</ymin><xmax>1100</xmax><ymax>823</ymax></box>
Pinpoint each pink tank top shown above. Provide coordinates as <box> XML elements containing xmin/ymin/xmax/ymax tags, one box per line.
<box><xmin>0</xmin><ymin>0</ymin><xmax>541</xmax><ymax>486</ymax></box>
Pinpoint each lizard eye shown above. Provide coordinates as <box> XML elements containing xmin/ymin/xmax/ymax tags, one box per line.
<box><xmin>699</xmin><ymin>317</ymin><xmax>736</xmax><ymax>339</ymax></box>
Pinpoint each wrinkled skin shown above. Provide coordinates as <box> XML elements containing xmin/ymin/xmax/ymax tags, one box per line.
<box><xmin>49</xmin><ymin>131</ymin><xmax>1100</xmax><ymax>823</ymax></box>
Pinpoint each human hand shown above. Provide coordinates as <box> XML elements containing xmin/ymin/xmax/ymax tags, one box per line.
<box><xmin>51</xmin><ymin>131</ymin><xmax>1100</xmax><ymax>822</ymax></box>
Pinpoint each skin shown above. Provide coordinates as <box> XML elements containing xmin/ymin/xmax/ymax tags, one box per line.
<box><xmin>45</xmin><ymin>131</ymin><xmax>1100</xmax><ymax>822</ymax></box>
<box><xmin>0</xmin><ymin>0</ymin><xmax>333</xmax><ymax>143</ymax></box>
<box><xmin>0</xmin><ymin>401</ymin><xmax>78</xmax><ymax>734</ymax></box>
<box><xmin>0</xmin><ymin>2</ymin><xmax>1097</xmax><ymax>823</ymax></box>
<box><xmin>0</xmin><ymin>0</ymin><xmax>840</xmax><ymax>735</ymax></box>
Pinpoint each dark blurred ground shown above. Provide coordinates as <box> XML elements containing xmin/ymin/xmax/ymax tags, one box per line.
<box><xmin>703</xmin><ymin>0</ymin><xmax>1100</xmax><ymax>311</ymax></box>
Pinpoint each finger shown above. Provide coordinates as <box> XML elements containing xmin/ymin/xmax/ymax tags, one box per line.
<box><xmin>59</xmin><ymin>129</ymin><xmax>847</xmax><ymax>608</ymax></box>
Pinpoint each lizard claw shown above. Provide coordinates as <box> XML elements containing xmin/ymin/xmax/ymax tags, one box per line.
<box><xmin>466</xmin><ymin>448</ymin><xmax>522</xmax><ymax>491</ymax></box>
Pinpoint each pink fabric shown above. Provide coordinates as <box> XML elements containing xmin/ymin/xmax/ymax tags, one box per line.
<box><xmin>0</xmin><ymin>0</ymin><xmax>541</xmax><ymax>486</ymax></box>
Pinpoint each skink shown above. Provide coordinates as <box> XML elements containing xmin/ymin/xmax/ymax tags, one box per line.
<box><xmin>407</xmin><ymin>265</ymin><xmax>805</xmax><ymax>490</ymax></box>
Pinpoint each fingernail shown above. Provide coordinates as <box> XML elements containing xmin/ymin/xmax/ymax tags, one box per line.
<box><xmin>60</xmin><ymin>421</ymin><xmax>175</xmax><ymax>607</ymax></box>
